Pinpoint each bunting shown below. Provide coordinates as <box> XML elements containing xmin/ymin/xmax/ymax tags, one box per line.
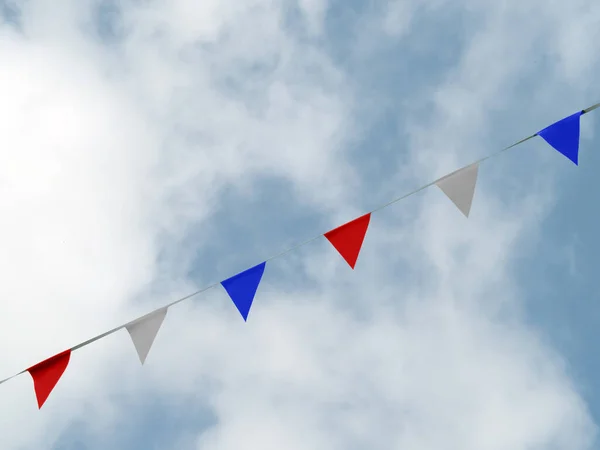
<box><xmin>435</xmin><ymin>163</ymin><xmax>479</xmax><ymax>218</ymax></box>
<box><xmin>0</xmin><ymin>102</ymin><xmax>597</xmax><ymax>409</ymax></box>
<box><xmin>324</xmin><ymin>213</ymin><xmax>371</xmax><ymax>269</ymax></box>
<box><xmin>537</xmin><ymin>111</ymin><xmax>583</xmax><ymax>165</ymax></box>
<box><xmin>126</xmin><ymin>308</ymin><xmax>168</xmax><ymax>365</ymax></box>
<box><xmin>221</xmin><ymin>262</ymin><xmax>267</xmax><ymax>321</ymax></box>
<box><xmin>27</xmin><ymin>350</ymin><xmax>71</xmax><ymax>409</ymax></box>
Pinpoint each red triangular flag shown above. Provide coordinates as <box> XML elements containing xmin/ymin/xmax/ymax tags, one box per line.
<box><xmin>27</xmin><ymin>349</ymin><xmax>71</xmax><ymax>409</ymax></box>
<box><xmin>324</xmin><ymin>213</ymin><xmax>371</xmax><ymax>269</ymax></box>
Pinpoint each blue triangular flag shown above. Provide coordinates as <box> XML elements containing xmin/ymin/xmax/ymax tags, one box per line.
<box><xmin>221</xmin><ymin>262</ymin><xmax>266</xmax><ymax>321</ymax></box>
<box><xmin>537</xmin><ymin>111</ymin><xmax>583</xmax><ymax>165</ymax></box>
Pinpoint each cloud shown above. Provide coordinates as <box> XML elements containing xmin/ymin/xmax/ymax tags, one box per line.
<box><xmin>0</xmin><ymin>0</ymin><xmax>598</xmax><ymax>449</ymax></box>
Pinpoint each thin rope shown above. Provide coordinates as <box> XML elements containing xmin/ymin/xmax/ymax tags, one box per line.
<box><xmin>1</xmin><ymin>103</ymin><xmax>597</xmax><ymax>385</ymax></box>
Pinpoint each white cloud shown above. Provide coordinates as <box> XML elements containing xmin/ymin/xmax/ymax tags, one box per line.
<box><xmin>0</xmin><ymin>0</ymin><xmax>598</xmax><ymax>449</ymax></box>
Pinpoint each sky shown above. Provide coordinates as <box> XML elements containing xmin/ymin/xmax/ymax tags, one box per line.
<box><xmin>0</xmin><ymin>0</ymin><xmax>599</xmax><ymax>449</ymax></box>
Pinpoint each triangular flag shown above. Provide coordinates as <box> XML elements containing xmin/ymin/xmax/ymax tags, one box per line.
<box><xmin>436</xmin><ymin>163</ymin><xmax>479</xmax><ymax>218</ymax></box>
<box><xmin>126</xmin><ymin>308</ymin><xmax>168</xmax><ymax>365</ymax></box>
<box><xmin>537</xmin><ymin>111</ymin><xmax>582</xmax><ymax>165</ymax></box>
<box><xmin>324</xmin><ymin>213</ymin><xmax>371</xmax><ymax>269</ymax></box>
<box><xmin>221</xmin><ymin>262</ymin><xmax>266</xmax><ymax>321</ymax></box>
<box><xmin>27</xmin><ymin>349</ymin><xmax>71</xmax><ymax>409</ymax></box>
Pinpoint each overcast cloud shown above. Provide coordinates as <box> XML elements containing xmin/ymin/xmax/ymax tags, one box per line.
<box><xmin>0</xmin><ymin>0</ymin><xmax>599</xmax><ymax>449</ymax></box>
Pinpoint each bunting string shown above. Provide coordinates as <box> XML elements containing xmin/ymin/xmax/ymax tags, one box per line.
<box><xmin>1</xmin><ymin>102</ymin><xmax>599</xmax><ymax>408</ymax></box>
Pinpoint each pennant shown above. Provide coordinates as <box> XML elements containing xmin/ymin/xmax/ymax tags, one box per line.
<box><xmin>126</xmin><ymin>308</ymin><xmax>168</xmax><ymax>365</ymax></box>
<box><xmin>221</xmin><ymin>262</ymin><xmax>266</xmax><ymax>321</ymax></box>
<box><xmin>435</xmin><ymin>163</ymin><xmax>479</xmax><ymax>218</ymax></box>
<box><xmin>537</xmin><ymin>111</ymin><xmax>582</xmax><ymax>165</ymax></box>
<box><xmin>324</xmin><ymin>213</ymin><xmax>371</xmax><ymax>269</ymax></box>
<box><xmin>27</xmin><ymin>349</ymin><xmax>71</xmax><ymax>409</ymax></box>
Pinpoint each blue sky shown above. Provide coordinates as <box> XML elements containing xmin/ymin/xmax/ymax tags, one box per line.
<box><xmin>0</xmin><ymin>0</ymin><xmax>600</xmax><ymax>449</ymax></box>
<box><xmin>519</xmin><ymin>122</ymin><xmax>600</xmax><ymax>421</ymax></box>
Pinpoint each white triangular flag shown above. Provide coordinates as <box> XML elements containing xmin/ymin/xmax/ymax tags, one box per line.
<box><xmin>126</xmin><ymin>308</ymin><xmax>168</xmax><ymax>365</ymax></box>
<box><xmin>435</xmin><ymin>163</ymin><xmax>479</xmax><ymax>218</ymax></box>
